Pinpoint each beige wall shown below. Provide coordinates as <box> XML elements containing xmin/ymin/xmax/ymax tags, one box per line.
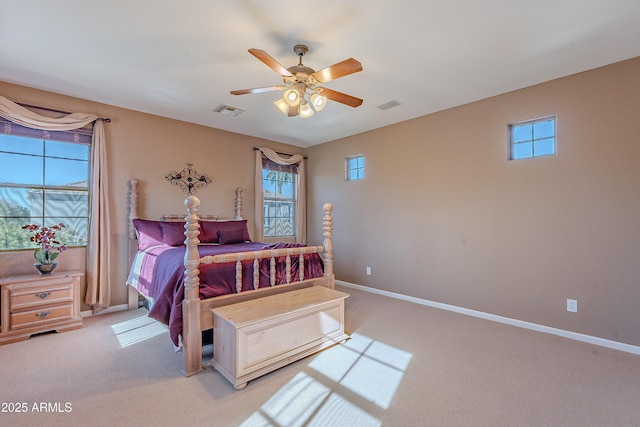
<box><xmin>307</xmin><ymin>57</ymin><xmax>640</xmax><ymax>347</ymax></box>
<box><xmin>0</xmin><ymin>81</ymin><xmax>302</xmax><ymax>310</ymax></box>
<box><xmin>3</xmin><ymin>56</ymin><xmax>639</xmax><ymax>347</ymax></box>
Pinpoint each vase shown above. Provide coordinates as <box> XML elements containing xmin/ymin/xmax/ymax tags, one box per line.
<box><xmin>34</xmin><ymin>262</ymin><xmax>57</xmax><ymax>275</ymax></box>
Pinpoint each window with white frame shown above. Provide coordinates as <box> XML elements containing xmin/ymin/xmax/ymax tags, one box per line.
<box><xmin>262</xmin><ymin>159</ymin><xmax>296</xmax><ymax>238</ymax></box>
<box><xmin>0</xmin><ymin>120</ymin><xmax>90</xmax><ymax>251</ymax></box>
<box><xmin>509</xmin><ymin>116</ymin><xmax>556</xmax><ymax>160</ymax></box>
<box><xmin>346</xmin><ymin>154</ymin><xmax>365</xmax><ymax>181</ymax></box>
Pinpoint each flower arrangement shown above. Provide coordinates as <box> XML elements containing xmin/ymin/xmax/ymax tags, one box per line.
<box><xmin>21</xmin><ymin>223</ymin><xmax>67</xmax><ymax>264</ymax></box>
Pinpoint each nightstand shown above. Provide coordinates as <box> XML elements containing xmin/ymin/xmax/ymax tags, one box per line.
<box><xmin>0</xmin><ymin>270</ymin><xmax>83</xmax><ymax>345</ymax></box>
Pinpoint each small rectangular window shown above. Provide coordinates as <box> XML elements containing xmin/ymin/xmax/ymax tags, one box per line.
<box><xmin>346</xmin><ymin>155</ymin><xmax>365</xmax><ymax>181</ymax></box>
<box><xmin>509</xmin><ymin>116</ymin><xmax>556</xmax><ymax>160</ymax></box>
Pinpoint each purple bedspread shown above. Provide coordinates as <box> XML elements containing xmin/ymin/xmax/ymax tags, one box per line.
<box><xmin>129</xmin><ymin>242</ymin><xmax>324</xmax><ymax>346</ymax></box>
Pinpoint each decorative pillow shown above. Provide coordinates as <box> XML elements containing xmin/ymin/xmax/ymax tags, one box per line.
<box><xmin>200</xmin><ymin>219</ymin><xmax>251</xmax><ymax>243</ymax></box>
<box><xmin>217</xmin><ymin>227</ymin><xmax>246</xmax><ymax>245</ymax></box>
<box><xmin>159</xmin><ymin>221</ymin><xmax>186</xmax><ymax>246</ymax></box>
<box><xmin>132</xmin><ymin>219</ymin><xmax>164</xmax><ymax>250</ymax></box>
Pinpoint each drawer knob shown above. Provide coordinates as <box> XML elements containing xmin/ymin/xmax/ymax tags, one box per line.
<box><xmin>35</xmin><ymin>311</ymin><xmax>51</xmax><ymax>319</ymax></box>
<box><xmin>35</xmin><ymin>292</ymin><xmax>51</xmax><ymax>299</ymax></box>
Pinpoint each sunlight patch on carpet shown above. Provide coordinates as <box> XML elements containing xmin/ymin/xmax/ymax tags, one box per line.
<box><xmin>241</xmin><ymin>372</ymin><xmax>380</xmax><ymax>427</ymax></box>
<box><xmin>239</xmin><ymin>333</ymin><xmax>410</xmax><ymax>425</ymax></box>
<box><xmin>309</xmin><ymin>333</ymin><xmax>412</xmax><ymax>409</ymax></box>
<box><xmin>110</xmin><ymin>315</ymin><xmax>168</xmax><ymax>348</ymax></box>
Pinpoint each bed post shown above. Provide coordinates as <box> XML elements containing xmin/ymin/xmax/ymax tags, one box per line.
<box><xmin>234</xmin><ymin>187</ymin><xmax>243</xmax><ymax>219</ymax></box>
<box><xmin>322</xmin><ymin>203</ymin><xmax>335</xmax><ymax>289</ymax></box>
<box><xmin>182</xmin><ymin>195</ymin><xmax>203</xmax><ymax>377</ymax></box>
<box><xmin>127</xmin><ymin>179</ymin><xmax>140</xmax><ymax>309</ymax></box>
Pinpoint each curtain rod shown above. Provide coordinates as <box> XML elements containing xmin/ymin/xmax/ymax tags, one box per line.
<box><xmin>253</xmin><ymin>146</ymin><xmax>307</xmax><ymax>159</ymax></box>
<box><xmin>18</xmin><ymin>102</ymin><xmax>111</xmax><ymax>123</ymax></box>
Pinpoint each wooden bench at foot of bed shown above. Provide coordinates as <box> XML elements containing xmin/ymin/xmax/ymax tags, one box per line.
<box><xmin>211</xmin><ymin>286</ymin><xmax>350</xmax><ymax>389</ymax></box>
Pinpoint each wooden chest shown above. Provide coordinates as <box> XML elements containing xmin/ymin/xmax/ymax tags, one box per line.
<box><xmin>211</xmin><ymin>286</ymin><xmax>349</xmax><ymax>389</ymax></box>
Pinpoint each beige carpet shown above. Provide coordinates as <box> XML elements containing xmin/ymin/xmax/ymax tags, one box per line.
<box><xmin>2</xmin><ymin>284</ymin><xmax>639</xmax><ymax>427</ymax></box>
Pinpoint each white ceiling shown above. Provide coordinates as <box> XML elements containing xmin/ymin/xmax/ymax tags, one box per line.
<box><xmin>2</xmin><ymin>1</ymin><xmax>640</xmax><ymax>148</ymax></box>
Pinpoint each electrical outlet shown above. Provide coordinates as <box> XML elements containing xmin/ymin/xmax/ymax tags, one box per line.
<box><xmin>567</xmin><ymin>299</ymin><xmax>578</xmax><ymax>313</ymax></box>
<box><xmin>366</xmin><ymin>267</ymin><xmax>371</xmax><ymax>276</ymax></box>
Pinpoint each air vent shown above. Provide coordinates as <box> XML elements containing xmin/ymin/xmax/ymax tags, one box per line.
<box><xmin>376</xmin><ymin>100</ymin><xmax>402</xmax><ymax>111</ymax></box>
<box><xmin>213</xmin><ymin>104</ymin><xmax>244</xmax><ymax>117</ymax></box>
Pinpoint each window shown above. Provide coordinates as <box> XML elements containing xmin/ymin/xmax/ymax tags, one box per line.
<box><xmin>346</xmin><ymin>155</ymin><xmax>365</xmax><ymax>181</ymax></box>
<box><xmin>262</xmin><ymin>159</ymin><xmax>296</xmax><ymax>238</ymax></box>
<box><xmin>0</xmin><ymin>120</ymin><xmax>90</xmax><ymax>251</ymax></box>
<box><xmin>509</xmin><ymin>116</ymin><xmax>556</xmax><ymax>160</ymax></box>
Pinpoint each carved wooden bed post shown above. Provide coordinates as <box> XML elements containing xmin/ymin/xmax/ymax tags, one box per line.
<box><xmin>323</xmin><ymin>203</ymin><xmax>335</xmax><ymax>289</ymax></box>
<box><xmin>234</xmin><ymin>187</ymin><xmax>243</xmax><ymax>219</ymax></box>
<box><xmin>182</xmin><ymin>195</ymin><xmax>203</xmax><ymax>376</ymax></box>
<box><xmin>127</xmin><ymin>179</ymin><xmax>140</xmax><ymax>309</ymax></box>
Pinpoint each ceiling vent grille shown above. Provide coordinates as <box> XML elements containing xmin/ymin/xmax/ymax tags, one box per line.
<box><xmin>376</xmin><ymin>100</ymin><xmax>402</xmax><ymax>111</ymax></box>
<box><xmin>213</xmin><ymin>104</ymin><xmax>244</xmax><ymax>117</ymax></box>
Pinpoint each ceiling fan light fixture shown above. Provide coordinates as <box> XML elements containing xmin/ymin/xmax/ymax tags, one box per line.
<box><xmin>283</xmin><ymin>88</ymin><xmax>301</xmax><ymax>107</ymax></box>
<box><xmin>310</xmin><ymin>93</ymin><xmax>327</xmax><ymax>111</ymax></box>
<box><xmin>299</xmin><ymin>101</ymin><xmax>314</xmax><ymax>118</ymax></box>
<box><xmin>274</xmin><ymin>97</ymin><xmax>289</xmax><ymax>115</ymax></box>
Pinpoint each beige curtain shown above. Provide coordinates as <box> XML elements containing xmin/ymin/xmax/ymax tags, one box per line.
<box><xmin>254</xmin><ymin>147</ymin><xmax>306</xmax><ymax>244</ymax></box>
<box><xmin>0</xmin><ymin>96</ymin><xmax>110</xmax><ymax>311</ymax></box>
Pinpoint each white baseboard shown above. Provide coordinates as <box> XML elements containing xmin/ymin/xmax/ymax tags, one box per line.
<box><xmin>336</xmin><ymin>280</ymin><xmax>640</xmax><ymax>356</ymax></box>
<box><xmin>80</xmin><ymin>303</ymin><xmax>129</xmax><ymax>318</ymax></box>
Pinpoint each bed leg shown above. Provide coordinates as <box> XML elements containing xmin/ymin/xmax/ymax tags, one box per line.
<box><xmin>181</xmin><ymin>298</ymin><xmax>203</xmax><ymax>377</ymax></box>
<box><xmin>127</xmin><ymin>285</ymin><xmax>139</xmax><ymax>310</ymax></box>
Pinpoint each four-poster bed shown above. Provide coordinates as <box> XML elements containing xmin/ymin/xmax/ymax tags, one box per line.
<box><xmin>125</xmin><ymin>179</ymin><xmax>339</xmax><ymax>377</ymax></box>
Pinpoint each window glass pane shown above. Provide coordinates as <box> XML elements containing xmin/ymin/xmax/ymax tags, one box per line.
<box><xmin>534</xmin><ymin>138</ymin><xmax>555</xmax><ymax>156</ymax></box>
<box><xmin>0</xmin><ymin>187</ymin><xmax>31</xmax><ymax>217</ymax></box>
<box><xmin>279</xmin><ymin>178</ymin><xmax>293</xmax><ymax>198</ymax></box>
<box><xmin>46</xmin><ymin>140</ymin><xmax>89</xmax><ymax>160</ymax></box>
<box><xmin>48</xmin><ymin>216</ymin><xmax>88</xmax><ymax>246</ymax></box>
<box><xmin>262</xmin><ymin>171</ymin><xmax>277</xmax><ymax>194</ymax></box>
<box><xmin>0</xmin><ymin>217</ymin><xmax>34</xmax><ymax>249</ymax></box>
<box><xmin>45</xmin><ymin>157</ymin><xmax>89</xmax><ymax>186</ymax></box>
<box><xmin>0</xmin><ymin>152</ymin><xmax>43</xmax><ymax>185</ymax></box>
<box><xmin>512</xmin><ymin>125</ymin><xmax>532</xmax><ymax>143</ymax></box>
<box><xmin>349</xmin><ymin>169</ymin><xmax>358</xmax><ymax>180</ymax></box>
<box><xmin>513</xmin><ymin>142</ymin><xmax>533</xmax><ymax>159</ymax></box>
<box><xmin>0</xmin><ymin>134</ymin><xmax>43</xmax><ymax>155</ymax></box>
<box><xmin>25</xmin><ymin>189</ymin><xmax>45</xmax><ymax>217</ymax></box>
<box><xmin>357</xmin><ymin>156</ymin><xmax>365</xmax><ymax>168</ymax></box>
<box><xmin>534</xmin><ymin>120</ymin><xmax>554</xmax><ymax>139</ymax></box>
<box><xmin>44</xmin><ymin>190</ymin><xmax>89</xmax><ymax>217</ymax></box>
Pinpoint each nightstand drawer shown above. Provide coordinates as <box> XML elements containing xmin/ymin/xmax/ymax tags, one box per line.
<box><xmin>10</xmin><ymin>304</ymin><xmax>74</xmax><ymax>330</ymax></box>
<box><xmin>10</xmin><ymin>283</ymin><xmax>73</xmax><ymax>310</ymax></box>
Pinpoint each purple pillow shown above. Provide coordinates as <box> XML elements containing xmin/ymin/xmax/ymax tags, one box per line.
<box><xmin>132</xmin><ymin>219</ymin><xmax>164</xmax><ymax>250</ymax></box>
<box><xmin>201</xmin><ymin>220</ymin><xmax>251</xmax><ymax>243</ymax></box>
<box><xmin>159</xmin><ymin>221</ymin><xmax>186</xmax><ymax>246</ymax></box>
<box><xmin>217</xmin><ymin>228</ymin><xmax>246</xmax><ymax>244</ymax></box>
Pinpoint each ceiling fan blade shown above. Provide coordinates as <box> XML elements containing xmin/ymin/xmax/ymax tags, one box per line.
<box><xmin>248</xmin><ymin>49</ymin><xmax>294</xmax><ymax>77</ymax></box>
<box><xmin>311</xmin><ymin>58</ymin><xmax>363</xmax><ymax>83</ymax></box>
<box><xmin>319</xmin><ymin>87</ymin><xmax>363</xmax><ymax>108</ymax></box>
<box><xmin>230</xmin><ymin>86</ymin><xmax>284</xmax><ymax>95</ymax></box>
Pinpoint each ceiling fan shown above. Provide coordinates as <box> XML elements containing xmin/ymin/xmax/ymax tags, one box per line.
<box><xmin>230</xmin><ymin>44</ymin><xmax>363</xmax><ymax>118</ymax></box>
